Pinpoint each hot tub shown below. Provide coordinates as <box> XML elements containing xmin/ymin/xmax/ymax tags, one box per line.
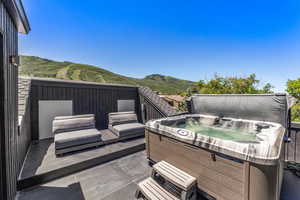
<box><xmin>147</xmin><ymin>114</ymin><xmax>285</xmax><ymax>165</ymax></box>
<box><xmin>145</xmin><ymin>94</ymin><xmax>293</xmax><ymax>200</ymax></box>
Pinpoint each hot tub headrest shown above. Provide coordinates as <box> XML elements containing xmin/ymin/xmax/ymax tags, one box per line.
<box><xmin>190</xmin><ymin>94</ymin><xmax>295</xmax><ymax>127</ymax></box>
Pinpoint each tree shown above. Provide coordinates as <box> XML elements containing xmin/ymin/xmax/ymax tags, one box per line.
<box><xmin>291</xmin><ymin>104</ymin><xmax>300</xmax><ymax>122</ymax></box>
<box><xmin>185</xmin><ymin>73</ymin><xmax>273</xmax><ymax>95</ymax></box>
<box><xmin>286</xmin><ymin>78</ymin><xmax>300</xmax><ymax>122</ymax></box>
<box><xmin>286</xmin><ymin>78</ymin><xmax>300</xmax><ymax>99</ymax></box>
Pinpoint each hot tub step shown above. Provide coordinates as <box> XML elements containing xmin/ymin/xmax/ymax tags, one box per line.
<box><xmin>153</xmin><ymin>161</ymin><xmax>197</xmax><ymax>191</ymax></box>
<box><xmin>136</xmin><ymin>161</ymin><xmax>197</xmax><ymax>200</ymax></box>
<box><xmin>135</xmin><ymin>177</ymin><xmax>180</xmax><ymax>200</ymax></box>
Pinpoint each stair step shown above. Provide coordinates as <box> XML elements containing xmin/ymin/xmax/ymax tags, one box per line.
<box><xmin>136</xmin><ymin>177</ymin><xmax>180</xmax><ymax>200</ymax></box>
<box><xmin>153</xmin><ymin>161</ymin><xmax>196</xmax><ymax>191</ymax></box>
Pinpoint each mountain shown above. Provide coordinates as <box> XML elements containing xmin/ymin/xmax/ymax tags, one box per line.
<box><xmin>19</xmin><ymin>56</ymin><xmax>195</xmax><ymax>94</ymax></box>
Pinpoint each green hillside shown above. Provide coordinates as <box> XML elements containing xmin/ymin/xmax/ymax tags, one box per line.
<box><xmin>19</xmin><ymin>56</ymin><xmax>195</xmax><ymax>94</ymax></box>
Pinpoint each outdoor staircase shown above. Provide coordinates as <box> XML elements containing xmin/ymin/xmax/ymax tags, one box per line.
<box><xmin>138</xmin><ymin>87</ymin><xmax>182</xmax><ymax>117</ymax></box>
<box><xmin>136</xmin><ymin>161</ymin><xmax>197</xmax><ymax>200</ymax></box>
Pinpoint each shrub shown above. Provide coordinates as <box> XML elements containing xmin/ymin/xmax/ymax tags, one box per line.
<box><xmin>291</xmin><ymin>104</ymin><xmax>300</xmax><ymax>122</ymax></box>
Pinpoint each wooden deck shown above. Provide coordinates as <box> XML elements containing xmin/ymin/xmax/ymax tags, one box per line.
<box><xmin>17</xmin><ymin>151</ymin><xmax>152</xmax><ymax>200</ymax></box>
<box><xmin>16</xmin><ymin>151</ymin><xmax>300</xmax><ymax>200</ymax></box>
<box><xmin>18</xmin><ymin>130</ymin><xmax>145</xmax><ymax>190</ymax></box>
<box><xmin>16</xmin><ymin>127</ymin><xmax>300</xmax><ymax>199</ymax></box>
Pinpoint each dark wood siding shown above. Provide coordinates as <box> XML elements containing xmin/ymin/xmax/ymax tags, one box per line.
<box><xmin>17</xmin><ymin>78</ymin><xmax>32</xmax><ymax>175</ymax></box>
<box><xmin>0</xmin><ymin>22</ymin><xmax>4</xmax><ymax>200</ymax></box>
<box><xmin>29</xmin><ymin>79</ymin><xmax>141</xmax><ymax>140</ymax></box>
<box><xmin>285</xmin><ymin>124</ymin><xmax>300</xmax><ymax>163</ymax></box>
<box><xmin>0</xmin><ymin>2</ymin><xmax>19</xmax><ymax>200</ymax></box>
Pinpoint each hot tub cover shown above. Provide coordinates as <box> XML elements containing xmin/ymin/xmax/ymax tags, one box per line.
<box><xmin>189</xmin><ymin>93</ymin><xmax>296</xmax><ymax>128</ymax></box>
<box><xmin>146</xmin><ymin>114</ymin><xmax>285</xmax><ymax>165</ymax></box>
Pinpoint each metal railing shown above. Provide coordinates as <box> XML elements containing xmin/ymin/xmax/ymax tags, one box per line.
<box><xmin>138</xmin><ymin>87</ymin><xmax>181</xmax><ymax>122</ymax></box>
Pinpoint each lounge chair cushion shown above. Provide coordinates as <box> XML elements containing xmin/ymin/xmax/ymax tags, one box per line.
<box><xmin>110</xmin><ymin>123</ymin><xmax>145</xmax><ymax>138</ymax></box>
<box><xmin>55</xmin><ymin>128</ymin><xmax>102</xmax><ymax>150</ymax></box>
<box><xmin>53</xmin><ymin>114</ymin><xmax>95</xmax><ymax>134</ymax></box>
<box><xmin>108</xmin><ymin>111</ymin><xmax>138</xmax><ymax>126</ymax></box>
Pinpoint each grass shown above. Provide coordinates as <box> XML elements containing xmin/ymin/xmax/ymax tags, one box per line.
<box><xmin>19</xmin><ymin>56</ymin><xmax>195</xmax><ymax>94</ymax></box>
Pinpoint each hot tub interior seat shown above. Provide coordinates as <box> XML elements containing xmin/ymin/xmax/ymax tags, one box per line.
<box><xmin>160</xmin><ymin>115</ymin><xmax>276</xmax><ymax>143</ymax></box>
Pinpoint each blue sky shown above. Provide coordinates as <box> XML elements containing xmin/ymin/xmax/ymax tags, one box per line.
<box><xmin>20</xmin><ymin>0</ymin><xmax>300</xmax><ymax>91</ymax></box>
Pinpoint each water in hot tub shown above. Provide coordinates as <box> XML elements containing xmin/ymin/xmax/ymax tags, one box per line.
<box><xmin>175</xmin><ymin>119</ymin><xmax>259</xmax><ymax>142</ymax></box>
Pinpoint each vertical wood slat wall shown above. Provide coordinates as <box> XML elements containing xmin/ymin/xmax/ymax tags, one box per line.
<box><xmin>17</xmin><ymin>78</ymin><xmax>32</xmax><ymax>176</ymax></box>
<box><xmin>285</xmin><ymin>126</ymin><xmax>300</xmax><ymax>163</ymax></box>
<box><xmin>0</xmin><ymin>16</ymin><xmax>3</xmax><ymax>200</ymax></box>
<box><xmin>0</xmin><ymin>2</ymin><xmax>19</xmax><ymax>200</ymax></box>
<box><xmin>29</xmin><ymin>79</ymin><xmax>142</xmax><ymax>140</ymax></box>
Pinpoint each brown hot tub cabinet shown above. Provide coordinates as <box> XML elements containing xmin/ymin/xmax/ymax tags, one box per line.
<box><xmin>145</xmin><ymin>130</ymin><xmax>284</xmax><ymax>200</ymax></box>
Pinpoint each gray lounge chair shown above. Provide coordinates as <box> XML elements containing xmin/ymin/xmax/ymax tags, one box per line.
<box><xmin>53</xmin><ymin>114</ymin><xmax>103</xmax><ymax>156</ymax></box>
<box><xmin>108</xmin><ymin>111</ymin><xmax>145</xmax><ymax>140</ymax></box>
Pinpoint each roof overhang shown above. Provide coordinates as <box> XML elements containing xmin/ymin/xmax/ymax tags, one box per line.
<box><xmin>2</xmin><ymin>0</ymin><xmax>30</xmax><ymax>34</ymax></box>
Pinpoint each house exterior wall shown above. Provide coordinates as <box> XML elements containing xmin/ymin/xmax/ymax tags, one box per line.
<box><xmin>0</xmin><ymin>2</ymin><xmax>19</xmax><ymax>200</ymax></box>
<box><xmin>17</xmin><ymin>78</ymin><xmax>31</xmax><ymax>175</ymax></box>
